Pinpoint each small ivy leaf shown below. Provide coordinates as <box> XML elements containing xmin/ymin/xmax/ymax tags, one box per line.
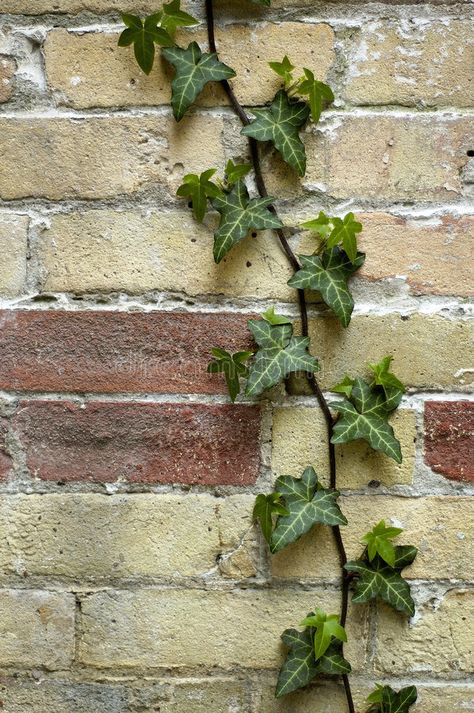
<box><xmin>270</xmin><ymin>466</ymin><xmax>347</xmax><ymax>553</ymax></box>
<box><xmin>245</xmin><ymin>320</ymin><xmax>319</xmax><ymax>397</ymax></box>
<box><xmin>177</xmin><ymin>169</ymin><xmax>222</xmax><ymax>222</ymax></box>
<box><xmin>288</xmin><ymin>247</ymin><xmax>365</xmax><ymax>327</ymax></box>
<box><xmin>253</xmin><ymin>492</ymin><xmax>289</xmax><ymax>545</ymax></box>
<box><xmin>118</xmin><ymin>13</ymin><xmax>174</xmax><ymax>75</ymax></box>
<box><xmin>330</xmin><ymin>377</ymin><xmax>403</xmax><ymax>463</ymax></box>
<box><xmin>211</xmin><ymin>180</ymin><xmax>282</xmax><ymax>263</ymax></box>
<box><xmin>366</xmin><ymin>684</ymin><xmax>418</xmax><ymax>713</ymax></box>
<box><xmin>242</xmin><ymin>90</ymin><xmax>310</xmax><ymax>176</ymax></box>
<box><xmin>361</xmin><ymin>520</ymin><xmax>404</xmax><ymax>568</ymax></box>
<box><xmin>262</xmin><ymin>306</ymin><xmax>292</xmax><ymax>325</ymax></box>
<box><xmin>269</xmin><ymin>55</ymin><xmax>295</xmax><ymax>85</ymax></box>
<box><xmin>207</xmin><ymin>348</ymin><xmax>253</xmax><ymax>402</ymax></box>
<box><xmin>326</xmin><ymin>212</ymin><xmax>363</xmax><ymax>264</ymax></box>
<box><xmin>301</xmin><ymin>210</ymin><xmax>332</xmax><ymax>240</ymax></box>
<box><xmin>300</xmin><ymin>608</ymin><xmax>347</xmax><ymax>660</ymax></box>
<box><xmin>276</xmin><ymin>627</ymin><xmax>318</xmax><ymax>698</ymax></box>
<box><xmin>315</xmin><ymin>642</ymin><xmax>351</xmax><ymax>675</ymax></box>
<box><xmin>162</xmin><ymin>41</ymin><xmax>236</xmax><ymax>121</ymax></box>
<box><xmin>225</xmin><ymin>159</ymin><xmax>252</xmax><ymax>187</ymax></box>
<box><xmin>369</xmin><ymin>355</ymin><xmax>406</xmax><ymax>397</ymax></box>
<box><xmin>159</xmin><ymin>0</ymin><xmax>199</xmax><ymax>35</ymax></box>
<box><xmin>297</xmin><ymin>68</ymin><xmax>334</xmax><ymax>123</ymax></box>
<box><xmin>331</xmin><ymin>375</ymin><xmax>356</xmax><ymax>399</ymax></box>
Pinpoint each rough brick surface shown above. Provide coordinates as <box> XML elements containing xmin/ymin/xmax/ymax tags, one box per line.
<box><xmin>0</xmin><ymin>55</ymin><xmax>15</xmax><ymax>103</ymax></box>
<box><xmin>13</xmin><ymin>401</ymin><xmax>260</xmax><ymax>484</ymax></box>
<box><xmin>424</xmin><ymin>401</ymin><xmax>474</xmax><ymax>482</ymax></box>
<box><xmin>0</xmin><ymin>310</ymin><xmax>253</xmax><ymax>394</ymax></box>
<box><xmin>0</xmin><ymin>214</ymin><xmax>28</xmax><ymax>297</ymax></box>
<box><xmin>0</xmin><ymin>417</ymin><xmax>12</xmax><ymax>480</ymax></box>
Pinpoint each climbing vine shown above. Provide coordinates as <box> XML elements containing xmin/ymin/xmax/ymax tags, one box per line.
<box><xmin>117</xmin><ymin>2</ymin><xmax>419</xmax><ymax>710</ymax></box>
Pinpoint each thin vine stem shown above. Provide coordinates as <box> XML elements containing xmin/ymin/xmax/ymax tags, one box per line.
<box><xmin>204</xmin><ymin>3</ymin><xmax>354</xmax><ymax>711</ymax></box>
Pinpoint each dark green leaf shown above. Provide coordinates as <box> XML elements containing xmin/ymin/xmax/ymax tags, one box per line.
<box><xmin>242</xmin><ymin>90</ymin><xmax>310</xmax><ymax>176</ymax></box>
<box><xmin>159</xmin><ymin>0</ymin><xmax>198</xmax><ymax>34</ymax></box>
<box><xmin>207</xmin><ymin>347</ymin><xmax>253</xmax><ymax>401</ymax></box>
<box><xmin>288</xmin><ymin>247</ymin><xmax>365</xmax><ymax>327</ymax></box>
<box><xmin>253</xmin><ymin>492</ymin><xmax>289</xmax><ymax>544</ymax></box>
<box><xmin>177</xmin><ymin>169</ymin><xmax>222</xmax><ymax>222</ymax></box>
<box><xmin>276</xmin><ymin>627</ymin><xmax>318</xmax><ymax>698</ymax></box>
<box><xmin>270</xmin><ymin>466</ymin><xmax>347</xmax><ymax>553</ymax></box>
<box><xmin>212</xmin><ymin>180</ymin><xmax>282</xmax><ymax>263</ymax></box>
<box><xmin>245</xmin><ymin>320</ymin><xmax>319</xmax><ymax>397</ymax></box>
<box><xmin>315</xmin><ymin>642</ymin><xmax>351</xmax><ymax>675</ymax></box>
<box><xmin>162</xmin><ymin>41</ymin><xmax>236</xmax><ymax>121</ymax></box>
<box><xmin>119</xmin><ymin>13</ymin><xmax>174</xmax><ymax>75</ymax></box>
<box><xmin>297</xmin><ymin>69</ymin><xmax>334</xmax><ymax>123</ymax></box>
<box><xmin>326</xmin><ymin>212</ymin><xmax>363</xmax><ymax>264</ymax></box>
<box><xmin>225</xmin><ymin>159</ymin><xmax>252</xmax><ymax>187</ymax></box>
<box><xmin>366</xmin><ymin>684</ymin><xmax>418</xmax><ymax>713</ymax></box>
<box><xmin>345</xmin><ymin>553</ymin><xmax>416</xmax><ymax>616</ymax></box>
<box><xmin>269</xmin><ymin>55</ymin><xmax>295</xmax><ymax>85</ymax></box>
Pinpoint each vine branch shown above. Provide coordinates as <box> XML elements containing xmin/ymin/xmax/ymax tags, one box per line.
<box><xmin>205</xmin><ymin>2</ymin><xmax>354</xmax><ymax>710</ymax></box>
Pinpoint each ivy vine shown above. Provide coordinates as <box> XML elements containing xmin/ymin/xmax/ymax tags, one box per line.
<box><xmin>117</xmin><ymin>2</ymin><xmax>420</xmax><ymax>710</ymax></box>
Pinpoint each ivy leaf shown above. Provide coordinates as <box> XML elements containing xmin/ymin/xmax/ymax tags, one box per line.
<box><xmin>366</xmin><ymin>684</ymin><xmax>418</xmax><ymax>712</ymax></box>
<box><xmin>242</xmin><ymin>90</ymin><xmax>310</xmax><ymax>176</ymax></box>
<box><xmin>301</xmin><ymin>211</ymin><xmax>332</xmax><ymax>240</ymax></box>
<box><xmin>225</xmin><ymin>159</ymin><xmax>252</xmax><ymax>187</ymax></box>
<box><xmin>269</xmin><ymin>55</ymin><xmax>295</xmax><ymax>85</ymax></box>
<box><xmin>331</xmin><ymin>375</ymin><xmax>355</xmax><ymax>399</ymax></box>
<box><xmin>297</xmin><ymin>69</ymin><xmax>334</xmax><ymax>123</ymax></box>
<box><xmin>361</xmin><ymin>520</ymin><xmax>403</xmax><ymax>568</ymax></box>
<box><xmin>162</xmin><ymin>42</ymin><xmax>236</xmax><ymax>121</ymax></box>
<box><xmin>315</xmin><ymin>642</ymin><xmax>351</xmax><ymax>675</ymax></box>
<box><xmin>326</xmin><ymin>213</ymin><xmax>363</xmax><ymax>264</ymax></box>
<box><xmin>345</xmin><ymin>544</ymin><xmax>417</xmax><ymax>616</ymax></box>
<box><xmin>177</xmin><ymin>169</ymin><xmax>222</xmax><ymax>222</ymax></box>
<box><xmin>261</xmin><ymin>306</ymin><xmax>291</xmax><ymax>325</ymax></box>
<box><xmin>300</xmin><ymin>608</ymin><xmax>347</xmax><ymax>660</ymax></box>
<box><xmin>207</xmin><ymin>348</ymin><xmax>253</xmax><ymax>402</ymax></box>
<box><xmin>158</xmin><ymin>0</ymin><xmax>199</xmax><ymax>35</ymax></box>
<box><xmin>330</xmin><ymin>378</ymin><xmax>403</xmax><ymax>463</ymax></box>
<box><xmin>212</xmin><ymin>180</ymin><xmax>282</xmax><ymax>263</ymax></box>
<box><xmin>270</xmin><ymin>466</ymin><xmax>347</xmax><ymax>553</ymax></box>
<box><xmin>118</xmin><ymin>13</ymin><xmax>174</xmax><ymax>75</ymax></box>
<box><xmin>369</xmin><ymin>355</ymin><xmax>406</xmax><ymax>396</ymax></box>
<box><xmin>245</xmin><ymin>320</ymin><xmax>319</xmax><ymax>397</ymax></box>
<box><xmin>288</xmin><ymin>247</ymin><xmax>365</xmax><ymax>327</ymax></box>
<box><xmin>253</xmin><ymin>492</ymin><xmax>289</xmax><ymax>545</ymax></box>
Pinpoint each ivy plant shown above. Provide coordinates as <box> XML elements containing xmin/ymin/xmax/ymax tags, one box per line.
<box><xmin>117</xmin><ymin>2</ymin><xmax>421</xmax><ymax>710</ymax></box>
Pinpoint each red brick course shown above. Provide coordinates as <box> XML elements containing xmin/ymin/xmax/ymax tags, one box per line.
<box><xmin>13</xmin><ymin>400</ymin><xmax>261</xmax><ymax>485</ymax></box>
<box><xmin>424</xmin><ymin>401</ymin><xmax>474</xmax><ymax>483</ymax></box>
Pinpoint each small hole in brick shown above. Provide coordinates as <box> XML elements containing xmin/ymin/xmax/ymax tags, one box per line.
<box><xmin>368</xmin><ymin>479</ymin><xmax>381</xmax><ymax>488</ymax></box>
<box><xmin>400</xmin><ymin>314</ymin><xmax>410</xmax><ymax>321</ymax></box>
<box><xmin>467</xmin><ymin>150</ymin><xmax>474</xmax><ymax>157</ymax></box>
<box><xmin>188</xmin><ymin>201</ymin><xmax>192</xmax><ymax>208</ymax></box>
<box><xmin>190</xmin><ymin>238</ymin><xmax>196</xmax><ymax>243</ymax></box>
<box><xmin>246</xmin><ymin>261</ymin><xmax>252</xmax><ymax>267</ymax></box>
<box><xmin>251</xmin><ymin>232</ymin><xmax>257</xmax><ymax>238</ymax></box>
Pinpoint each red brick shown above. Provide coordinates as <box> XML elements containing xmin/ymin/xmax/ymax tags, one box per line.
<box><xmin>0</xmin><ymin>310</ymin><xmax>253</xmax><ymax>394</ymax></box>
<box><xmin>425</xmin><ymin>401</ymin><xmax>474</xmax><ymax>483</ymax></box>
<box><xmin>13</xmin><ymin>401</ymin><xmax>261</xmax><ymax>485</ymax></box>
<box><xmin>0</xmin><ymin>417</ymin><xmax>12</xmax><ymax>480</ymax></box>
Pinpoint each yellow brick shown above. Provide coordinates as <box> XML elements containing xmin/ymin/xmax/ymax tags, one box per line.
<box><xmin>0</xmin><ymin>590</ymin><xmax>74</xmax><ymax>669</ymax></box>
<box><xmin>345</xmin><ymin>21</ymin><xmax>474</xmax><ymax>107</ymax></box>
<box><xmin>0</xmin><ymin>214</ymin><xmax>28</xmax><ymax>296</ymax></box>
<box><xmin>308</xmin><ymin>313</ymin><xmax>473</xmax><ymax>391</ymax></box>
<box><xmin>2</xmin><ymin>678</ymin><xmax>128</xmax><ymax>712</ymax></box>
<box><xmin>0</xmin><ymin>115</ymin><xmax>224</xmax><ymax>200</ymax></box>
<box><xmin>45</xmin><ymin>24</ymin><xmax>334</xmax><ymax>109</ymax></box>
<box><xmin>255</xmin><ymin>678</ymin><xmax>368</xmax><ymax>713</ymax></box>
<box><xmin>78</xmin><ymin>588</ymin><xmax>368</xmax><ymax>669</ymax></box>
<box><xmin>272</xmin><ymin>496</ymin><xmax>474</xmax><ymax>582</ymax></box>
<box><xmin>0</xmin><ymin>55</ymin><xmax>15</xmax><ymax>104</ymax></box>
<box><xmin>415</xmin><ymin>686</ymin><xmax>474</xmax><ymax>711</ymax></box>
<box><xmin>272</xmin><ymin>406</ymin><xmax>416</xmax><ymax>489</ymax></box>
<box><xmin>375</xmin><ymin>588</ymin><xmax>474</xmax><ymax>675</ymax></box>
<box><xmin>163</xmin><ymin>680</ymin><xmax>249</xmax><ymax>712</ymax></box>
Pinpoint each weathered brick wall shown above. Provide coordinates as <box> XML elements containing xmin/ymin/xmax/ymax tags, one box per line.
<box><xmin>0</xmin><ymin>0</ymin><xmax>473</xmax><ymax>710</ymax></box>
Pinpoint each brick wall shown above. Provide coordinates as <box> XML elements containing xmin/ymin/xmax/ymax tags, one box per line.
<box><xmin>0</xmin><ymin>1</ymin><xmax>473</xmax><ymax>711</ymax></box>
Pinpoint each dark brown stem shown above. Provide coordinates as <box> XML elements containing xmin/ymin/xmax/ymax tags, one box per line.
<box><xmin>205</xmin><ymin>3</ymin><xmax>353</xmax><ymax>711</ymax></box>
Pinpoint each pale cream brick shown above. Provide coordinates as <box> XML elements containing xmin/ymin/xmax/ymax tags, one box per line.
<box><xmin>0</xmin><ymin>493</ymin><xmax>255</xmax><ymax>580</ymax></box>
<box><xmin>0</xmin><ymin>55</ymin><xmax>15</xmax><ymax>104</ymax></box>
<box><xmin>79</xmin><ymin>588</ymin><xmax>368</xmax><ymax>669</ymax></box>
<box><xmin>2</xmin><ymin>679</ymin><xmax>129</xmax><ymax>713</ymax></box>
<box><xmin>255</xmin><ymin>678</ymin><xmax>368</xmax><ymax>713</ymax></box>
<box><xmin>163</xmin><ymin>679</ymin><xmax>250</xmax><ymax>712</ymax></box>
<box><xmin>272</xmin><ymin>406</ymin><xmax>416</xmax><ymax>489</ymax></box>
<box><xmin>0</xmin><ymin>590</ymin><xmax>74</xmax><ymax>669</ymax></box>
<box><xmin>415</xmin><ymin>686</ymin><xmax>474</xmax><ymax>710</ymax></box>
<box><xmin>0</xmin><ymin>214</ymin><xmax>28</xmax><ymax>297</ymax></box>
<box><xmin>45</xmin><ymin>24</ymin><xmax>334</xmax><ymax>109</ymax></box>
<box><xmin>271</xmin><ymin>496</ymin><xmax>474</xmax><ymax>581</ymax></box>
<box><xmin>375</xmin><ymin>588</ymin><xmax>474</xmax><ymax>675</ymax></box>
<box><xmin>0</xmin><ymin>114</ymin><xmax>224</xmax><ymax>200</ymax></box>
<box><xmin>345</xmin><ymin>21</ymin><xmax>474</xmax><ymax>107</ymax></box>
<box><xmin>308</xmin><ymin>313</ymin><xmax>473</xmax><ymax>391</ymax></box>
<box><xmin>304</xmin><ymin>116</ymin><xmax>472</xmax><ymax>201</ymax></box>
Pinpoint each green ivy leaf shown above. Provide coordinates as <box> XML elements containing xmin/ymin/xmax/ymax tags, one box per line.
<box><xmin>300</xmin><ymin>608</ymin><xmax>347</xmax><ymax>659</ymax></box>
<box><xmin>241</xmin><ymin>90</ymin><xmax>310</xmax><ymax>176</ymax></box>
<box><xmin>269</xmin><ymin>55</ymin><xmax>295</xmax><ymax>85</ymax></box>
<box><xmin>177</xmin><ymin>169</ymin><xmax>222</xmax><ymax>222</ymax></box>
<box><xmin>326</xmin><ymin>213</ymin><xmax>363</xmax><ymax>264</ymax></box>
<box><xmin>245</xmin><ymin>319</ymin><xmax>319</xmax><ymax>397</ymax></box>
<box><xmin>207</xmin><ymin>348</ymin><xmax>253</xmax><ymax>402</ymax></box>
<box><xmin>331</xmin><ymin>375</ymin><xmax>355</xmax><ymax>399</ymax></box>
<box><xmin>211</xmin><ymin>180</ymin><xmax>282</xmax><ymax>263</ymax></box>
<box><xmin>301</xmin><ymin>211</ymin><xmax>332</xmax><ymax>240</ymax></box>
<box><xmin>270</xmin><ymin>466</ymin><xmax>347</xmax><ymax>553</ymax></box>
<box><xmin>288</xmin><ymin>247</ymin><xmax>365</xmax><ymax>327</ymax></box>
<box><xmin>345</xmin><ymin>545</ymin><xmax>417</xmax><ymax>616</ymax></box>
<box><xmin>162</xmin><ymin>41</ymin><xmax>236</xmax><ymax>121</ymax></box>
<box><xmin>261</xmin><ymin>306</ymin><xmax>292</xmax><ymax>325</ymax></box>
<box><xmin>225</xmin><ymin>159</ymin><xmax>252</xmax><ymax>187</ymax></box>
<box><xmin>253</xmin><ymin>492</ymin><xmax>289</xmax><ymax>545</ymax></box>
<box><xmin>158</xmin><ymin>0</ymin><xmax>199</xmax><ymax>34</ymax></box>
<box><xmin>330</xmin><ymin>377</ymin><xmax>403</xmax><ymax>462</ymax></box>
<box><xmin>366</xmin><ymin>684</ymin><xmax>418</xmax><ymax>713</ymax></box>
<box><xmin>369</xmin><ymin>355</ymin><xmax>406</xmax><ymax>396</ymax></box>
<box><xmin>361</xmin><ymin>520</ymin><xmax>404</xmax><ymax>568</ymax></box>
<box><xmin>118</xmin><ymin>13</ymin><xmax>174</xmax><ymax>75</ymax></box>
<box><xmin>297</xmin><ymin>69</ymin><xmax>334</xmax><ymax>123</ymax></box>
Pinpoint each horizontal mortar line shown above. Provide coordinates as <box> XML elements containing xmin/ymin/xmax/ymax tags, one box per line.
<box><xmin>280</xmin><ymin>391</ymin><xmax>474</xmax><ymax>409</ymax></box>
